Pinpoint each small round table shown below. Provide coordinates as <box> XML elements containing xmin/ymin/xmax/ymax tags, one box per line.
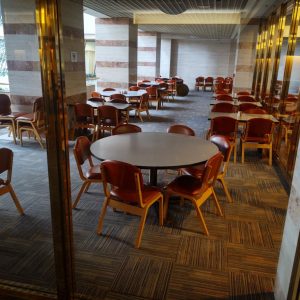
<box><xmin>90</xmin><ymin>132</ymin><xmax>218</xmax><ymax>185</ymax></box>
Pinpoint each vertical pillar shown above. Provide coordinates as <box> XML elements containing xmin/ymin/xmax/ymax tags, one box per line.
<box><xmin>234</xmin><ymin>19</ymin><xmax>260</xmax><ymax>92</ymax></box>
<box><xmin>137</xmin><ymin>31</ymin><xmax>161</xmax><ymax>81</ymax></box>
<box><xmin>160</xmin><ymin>38</ymin><xmax>172</xmax><ymax>78</ymax></box>
<box><xmin>95</xmin><ymin>18</ymin><xmax>137</xmax><ymax>89</ymax></box>
<box><xmin>1</xmin><ymin>0</ymin><xmax>42</xmax><ymax>112</ymax></box>
<box><xmin>228</xmin><ymin>38</ymin><xmax>238</xmax><ymax>77</ymax></box>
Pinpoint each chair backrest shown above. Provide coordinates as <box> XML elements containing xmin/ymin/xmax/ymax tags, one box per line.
<box><xmin>74</xmin><ymin>103</ymin><xmax>94</xmax><ymax>123</ymax></box>
<box><xmin>244</xmin><ymin>118</ymin><xmax>274</xmax><ymax>139</ymax></box>
<box><xmin>237</xmin><ymin>91</ymin><xmax>251</xmax><ymax>96</ymax></box>
<box><xmin>201</xmin><ymin>152</ymin><xmax>223</xmax><ymax>189</ymax></box>
<box><xmin>237</xmin><ymin>95</ymin><xmax>255</xmax><ymax>102</ymax></box>
<box><xmin>244</xmin><ymin>108</ymin><xmax>267</xmax><ymax>114</ymax></box>
<box><xmin>196</xmin><ymin>76</ymin><xmax>204</xmax><ymax>83</ymax></box>
<box><xmin>205</xmin><ymin>77</ymin><xmax>214</xmax><ymax>84</ymax></box>
<box><xmin>167</xmin><ymin>124</ymin><xmax>195</xmax><ymax>136</ymax></box>
<box><xmin>146</xmin><ymin>86</ymin><xmax>158</xmax><ymax>97</ymax></box>
<box><xmin>137</xmin><ymin>93</ymin><xmax>149</xmax><ymax>109</ymax></box>
<box><xmin>33</xmin><ymin>97</ymin><xmax>44</xmax><ymax>125</ymax></box>
<box><xmin>97</xmin><ymin>105</ymin><xmax>119</xmax><ymax>125</ymax></box>
<box><xmin>91</xmin><ymin>91</ymin><xmax>101</xmax><ymax>98</ymax></box>
<box><xmin>110</xmin><ymin>93</ymin><xmax>126</xmax><ymax>102</ymax></box>
<box><xmin>211</xmin><ymin>102</ymin><xmax>236</xmax><ymax>113</ymax></box>
<box><xmin>0</xmin><ymin>94</ymin><xmax>11</xmax><ymax>115</ymax></box>
<box><xmin>0</xmin><ymin>148</ymin><xmax>13</xmax><ymax>184</ymax></box>
<box><xmin>88</xmin><ymin>97</ymin><xmax>105</xmax><ymax>104</ymax></box>
<box><xmin>142</xmin><ymin>80</ymin><xmax>150</xmax><ymax>82</ymax></box>
<box><xmin>73</xmin><ymin>136</ymin><xmax>93</xmax><ymax>179</ymax></box>
<box><xmin>238</xmin><ymin>103</ymin><xmax>259</xmax><ymax>112</ymax></box>
<box><xmin>210</xmin><ymin>135</ymin><xmax>232</xmax><ymax>174</ymax></box>
<box><xmin>110</xmin><ymin>98</ymin><xmax>127</xmax><ymax>104</ymax></box>
<box><xmin>103</xmin><ymin>88</ymin><xmax>116</xmax><ymax>91</ymax></box>
<box><xmin>214</xmin><ymin>90</ymin><xmax>228</xmax><ymax>95</ymax></box>
<box><xmin>101</xmin><ymin>160</ymin><xmax>144</xmax><ymax>206</ymax></box>
<box><xmin>129</xmin><ymin>86</ymin><xmax>140</xmax><ymax>91</ymax></box>
<box><xmin>158</xmin><ymin>82</ymin><xmax>168</xmax><ymax>89</ymax></box>
<box><xmin>216</xmin><ymin>94</ymin><xmax>233</xmax><ymax>101</ymax></box>
<box><xmin>112</xmin><ymin>124</ymin><xmax>142</xmax><ymax>135</ymax></box>
<box><xmin>211</xmin><ymin>116</ymin><xmax>237</xmax><ymax>137</ymax></box>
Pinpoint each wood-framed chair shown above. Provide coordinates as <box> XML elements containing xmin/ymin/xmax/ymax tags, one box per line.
<box><xmin>237</xmin><ymin>91</ymin><xmax>251</xmax><ymax>96</ymax></box>
<box><xmin>238</xmin><ymin>103</ymin><xmax>259</xmax><ymax>112</ymax></box>
<box><xmin>244</xmin><ymin>108</ymin><xmax>267</xmax><ymax>114</ymax></box>
<box><xmin>204</xmin><ymin>77</ymin><xmax>214</xmax><ymax>91</ymax></box>
<box><xmin>110</xmin><ymin>93</ymin><xmax>127</xmax><ymax>102</ymax></box>
<box><xmin>16</xmin><ymin>97</ymin><xmax>45</xmax><ymax>149</ymax></box>
<box><xmin>195</xmin><ymin>76</ymin><xmax>205</xmax><ymax>91</ymax></box>
<box><xmin>237</xmin><ymin>95</ymin><xmax>256</xmax><ymax>102</ymax></box>
<box><xmin>0</xmin><ymin>94</ymin><xmax>26</xmax><ymax>144</ymax></box>
<box><xmin>207</xmin><ymin>116</ymin><xmax>238</xmax><ymax>163</ymax></box>
<box><xmin>167</xmin><ymin>79</ymin><xmax>177</xmax><ymax>100</ymax></box>
<box><xmin>167</xmin><ymin>124</ymin><xmax>195</xmax><ymax>136</ymax></box>
<box><xmin>103</xmin><ymin>88</ymin><xmax>116</xmax><ymax>91</ymax></box>
<box><xmin>129</xmin><ymin>86</ymin><xmax>140</xmax><ymax>91</ymax></box>
<box><xmin>216</xmin><ymin>94</ymin><xmax>233</xmax><ymax>101</ymax></box>
<box><xmin>72</xmin><ymin>103</ymin><xmax>96</xmax><ymax>141</ymax></box>
<box><xmin>112</xmin><ymin>123</ymin><xmax>142</xmax><ymax>135</ymax></box>
<box><xmin>0</xmin><ymin>148</ymin><xmax>24</xmax><ymax>214</ymax></box>
<box><xmin>241</xmin><ymin>118</ymin><xmax>275</xmax><ymax>165</ymax></box>
<box><xmin>211</xmin><ymin>102</ymin><xmax>236</xmax><ymax>113</ymax></box>
<box><xmin>146</xmin><ymin>86</ymin><xmax>161</xmax><ymax>110</ymax></box>
<box><xmin>72</xmin><ymin>136</ymin><xmax>102</xmax><ymax>208</ymax></box>
<box><xmin>181</xmin><ymin>135</ymin><xmax>234</xmax><ymax>203</ymax></box>
<box><xmin>97</xmin><ymin>160</ymin><xmax>163</xmax><ymax>248</ymax></box>
<box><xmin>164</xmin><ymin>152</ymin><xmax>224</xmax><ymax>236</ymax></box>
<box><xmin>134</xmin><ymin>93</ymin><xmax>150</xmax><ymax>122</ymax></box>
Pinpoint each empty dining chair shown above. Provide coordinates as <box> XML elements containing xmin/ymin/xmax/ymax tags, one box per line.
<box><xmin>164</xmin><ymin>152</ymin><xmax>224</xmax><ymax>235</ymax></box>
<box><xmin>110</xmin><ymin>93</ymin><xmax>127</xmax><ymax>102</ymax></box>
<box><xmin>207</xmin><ymin>116</ymin><xmax>238</xmax><ymax>163</ymax></box>
<box><xmin>181</xmin><ymin>135</ymin><xmax>234</xmax><ymax>203</ymax></box>
<box><xmin>167</xmin><ymin>124</ymin><xmax>195</xmax><ymax>136</ymax></box>
<box><xmin>195</xmin><ymin>76</ymin><xmax>205</xmax><ymax>91</ymax></box>
<box><xmin>237</xmin><ymin>91</ymin><xmax>251</xmax><ymax>96</ymax></box>
<box><xmin>133</xmin><ymin>93</ymin><xmax>151</xmax><ymax>122</ymax></box>
<box><xmin>112</xmin><ymin>123</ymin><xmax>142</xmax><ymax>135</ymax></box>
<box><xmin>97</xmin><ymin>160</ymin><xmax>163</xmax><ymax>248</ymax></box>
<box><xmin>103</xmin><ymin>88</ymin><xmax>116</xmax><ymax>91</ymax></box>
<box><xmin>211</xmin><ymin>102</ymin><xmax>236</xmax><ymax>113</ymax></box>
<box><xmin>204</xmin><ymin>77</ymin><xmax>214</xmax><ymax>91</ymax></box>
<box><xmin>146</xmin><ymin>86</ymin><xmax>161</xmax><ymax>110</ymax></box>
<box><xmin>72</xmin><ymin>136</ymin><xmax>102</xmax><ymax>208</ymax></box>
<box><xmin>241</xmin><ymin>118</ymin><xmax>275</xmax><ymax>165</ymax></box>
<box><xmin>216</xmin><ymin>94</ymin><xmax>233</xmax><ymax>101</ymax></box>
<box><xmin>238</xmin><ymin>103</ymin><xmax>259</xmax><ymax>112</ymax></box>
<box><xmin>129</xmin><ymin>86</ymin><xmax>140</xmax><ymax>91</ymax></box>
<box><xmin>0</xmin><ymin>148</ymin><xmax>24</xmax><ymax>214</ymax></box>
<box><xmin>88</xmin><ymin>97</ymin><xmax>105</xmax><ymax>104</ymax></box>
<box><xmin>16</xmin><ymin>97</ymin><xmax>45</xmax><ymax>148</ymax></box>
<box><xmin>0</xmin><ymin>94</ymin><xmax>26</xmax><ymax>144</ymax></box>
<box><xmin>237</xmin><ymin>95</ymin><xmax>256</xmax><ymax>102</ymax></box>
<box><xmin>244</xmin><ymin>108</ymin><xmax>267</xmax><ymax>114</ymax></box>
<box><xmin>91</xmin><ymin>91</ymin><xmax>101</xmax><ymax>98</ymax></box>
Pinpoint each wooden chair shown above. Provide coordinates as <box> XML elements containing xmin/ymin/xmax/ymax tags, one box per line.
<box><xmin>0</xmin><ymin>148</ymin><xmax>24</xmax><ymax>214</ymax></box>
<box><xmin>16</xmin><ymin>97</ymin><xmax>45</xmax><ymax>148</ymax></box>
<box><xmin>146</xmin><ymin>86</ymin><xmax>161</xmax><ymax>110</ymax></box>
<box><xmin>244</xmin><ymin>108</ymin><xmax>267</xmax><ymax>114</ymax></box>
<box><xmin>165</xmin><ymin>152</ymin><xmax>224</xmax><ymax>235</ymax></box>
<box><xmin>72</xmin><ymin>136</ymin><xmax>102</xmax><ymax>208</ymax></box>
<box><xmin>237</xmin><ymin>91</ymin><xmax>251</xmax><ymax>96</ymax></box>
<box><xmin>129</xmin><ymin>86</ymin><xmax>140</xmax><ymax>91</ymax></box>
<box><xmin>241</xmin><ymin>118</ymin><xmax>275</xmax><ymax>165</ymax></box>
<box><xmin>110</xmin><ymin>94</ymin><xmax>127</xmax><ymax>102</ymax></box>
<box><xmin>134</xmin><ymin>93</ymin><xmax>150</xmax><ymax>122</ymax></box>
<box><xmin>237</xmin><ymin>95</ymin><xmax>256</xmax><ymax>102</ymax></box>
<box><xmin>96</xmin><ymin>105</ymin><xmax>122</xmax><ymax>138</ymax></box>
<box><xmin>103</xmin><ymin>88</ymin><xmax>116</xmax><ymax>91</ymax></box>
<box><xmin>0</xmin><ymin>94</ymin><xmax>26</xmax><ymax>144</ymax></box>
<box><xmin>207</xmin><ymin>116</ymin><xmax>238</xmax><ymax>163</ymax></box>
<box><xmin>72</xmin><ymin>103</ymin><xmax>96</xmax><ymax>141</ymax></box>
<box><xmin>195</xmin><ymin>76</ymin><xmax>205</xmax><ymax>91</ymax></box>
<box><xmin>238</xmin><ymin>103</ymin><xmax>259</xmax><ymax>112</ymax></box>
<box><xmin>181</xmin><ymin>135</ymin><xmax>234</xmax><ymax>203</ymax></box>
<box><xmin>167</xmin><ymin>124</ymin><xmax>195</xmax><ymax>136</ymax></box>
<box><xmin>204</xmin><ymin>77</ymin><xmax>214</xmax><ymax>91</ymax></box>
<box><xmin>158</xmin><ymin>82</ymin><xmax>169</xmax><ymax>104</ymax></box>
<box><xmin>216</xmin><ymin>94</ymin><xmax>233</xmax><ymax>101</ymax></box>
<box><xmin>97</xmin><ymin>160</ymin><xmax>163</xmax><ymax>248</ymax></box>
<box><xmin>112</xmin><ymin>123</ymin><xmax>142</xmax><ymax>135</ymax></box>
<box><xmin>167</xmin><ymin>79</ymin><xmax>177</xmax><ymax>100</ymax></box>
<box><xmin>211</xmin><ymin>102</ymin><xmax>236</xmax><ymax>113</ymax></box>
<box><xmin>91</xmin><ymin>91</ymin><xmax>101</xmax><ymax>98</ymax></box>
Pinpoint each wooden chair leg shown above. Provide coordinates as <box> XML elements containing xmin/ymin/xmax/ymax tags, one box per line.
<box><xmin>211</xmin><ymin>189</ymin><xmax>223</xmax><ymax>216</ymax></box>
<box><xmin>192</xmin><ymin>201</ymin><xmax>209</xmax><ymax>236</ymax></box>
<box><xmin>269</xmin><ymin>144</ymin><xmax>272</xmax><ymax>166</ymax></box>
<box><xmin>158</xmin><ymin>197</ymin><xmax>164</xmax><ymax>226</ymax></box>
<box><xmin>218</xmin><ymin>177</ymin><xmax>233</xmax><ymax>203</ymax></box>
<box><xmin>241</xmin><ymin>143</ymin><xmax>245</xmax><ymax>163</ymax></box>
<box><xmin>11</xmin><ymin>122</ymin><xmax>17</xmax><ymax>144</ymax></box>
<box><xmin>233</xmin><ymin>142</ymin><xmax>237</xmax><ymax>163</ymax></box>
<box><xmin>97</xmin><ymin>197</ymin><xmax>109</xmax><ymax>234</ymax></box>
<box><xmin>163</xmin><ymin>193</ymin><xmax>170</xmax><ymax>220</ymax></box>
<box><xmin>135</xmin><ymin>209</ymin><xmax>148</xmax><ymax>248</ymax></box>
<box><xmin>72</xmin><ymin>181</ymin><xmax>89</xmax><ymax>208</ymax></box>
<box><xmin>84</xmin><ymin>182</ymin><xmax>91</xmax><ymax>193</ymax></box>
<box><xmin>8</xmin><ymin>185</ymin><xmax>24</xmax><ymax>215</ymax></box>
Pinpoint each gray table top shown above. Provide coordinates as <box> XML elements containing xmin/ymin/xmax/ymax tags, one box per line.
<box><xmin>90</xmin><ymin>132</ymin><xmax>219</xmax><ymax>169</ymax></box>
<box><xmin>87</xmin><ymin>101</ymin><xmax>132</xmax><ymax>110</ymax></box>
<box><xmin>100</xmin><ymin>90</ymin><xmax>146</xmax><ymax>98</ymax></box>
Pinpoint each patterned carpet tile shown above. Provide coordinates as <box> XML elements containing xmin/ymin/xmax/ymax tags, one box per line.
<box><xmin>111</xmin><ymin>255</ymin><xmax>172</xmax><ymax>300</ymax></box>
<box><xmin>167</xmin><ymin>264</ymin><xmax>229</xmax><ymax>299</ymax></box>
<box><xmin>230</xmin><ymin>271</ymin><xmax>275</xmax><ymax>299</ymax></box>
<box><xmin>264</xmin><ymin>207</ymin><xmax>287</xmax><ymax>226</ymax></box>
<box><xmin>176</xmin><ymin>236</ymin><xmax>226</xmax><ymax>271</ymax></box>
<box><xmin>227</xmin><ymin>244</ymin><xmax>279</xmax><ymax>276</ymax></box>
<box><xmin>104</xmin><ymin>291</ymin><xmax>146</xmax><ymax>300</ymax></box>
<box><xmin>228</xmin><ymin>221</ymin><xmax>274</xmax><ymax>249</ymax></box>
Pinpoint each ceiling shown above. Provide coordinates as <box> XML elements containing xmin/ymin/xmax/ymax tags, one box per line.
<box><xmin>83</xmin><ymin>0</ymin><xmax>284</xmax><ymax>40</ymax></box>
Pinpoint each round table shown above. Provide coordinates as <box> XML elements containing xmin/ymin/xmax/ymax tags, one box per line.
<box><xmin>90</xmin><ymin>132</ymin><xmax>218</xmax><ymax>185</ymax></box>
<box><xmin>100</xmin><ymin>90</ymin><xmax>146</xmax><ymax>99</ymax></box>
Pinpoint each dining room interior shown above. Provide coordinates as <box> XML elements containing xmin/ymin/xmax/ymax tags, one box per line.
<box><xmin>0</xmin><ymin>0</ymin><xmax>300</xmax><ymax>299</ymax></box>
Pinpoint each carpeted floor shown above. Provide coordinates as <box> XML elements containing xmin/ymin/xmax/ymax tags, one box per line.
<box><xmin>0</xmin><ymin>91</ymin><xmax>289</xmax><ymax>299</ymax></box>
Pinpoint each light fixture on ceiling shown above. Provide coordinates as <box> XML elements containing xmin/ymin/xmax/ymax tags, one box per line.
<box><xmin>158</xmin><ymin>0</ymin><xmax>187</xmax><ymax>15</ymax></box>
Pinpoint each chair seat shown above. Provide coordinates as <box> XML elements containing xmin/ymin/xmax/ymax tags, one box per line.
<box><xmin>111</xmin><ymin>185</ymin><xmax>161</xmax><ymax>204</ymax></box>
<box><xmin>182</xmin><ymin>164</ymin><xmax>205</xmax><ymax>177</ymax></box>
<box><xmin>0</xmin><ymin>112</ymin><xmax>26</xmax><ymax>119</ymax></box>
<box><xmin>16</xmin><ymin>113</ymin><xmax>34</xmax><ymax>122</ymax></box>
<box><xmin>167</xmin><ymin>175</ymin><xmax>204</xmax><ymax>196</ymax></box>
<box><xmin>86</xmin><ymin>165</ymin><xmax>101</xmax><ymax>180</ymax></box>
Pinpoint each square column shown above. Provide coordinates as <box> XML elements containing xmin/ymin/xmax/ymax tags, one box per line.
<box><xmin>95</xmin><ymin>18</ymin><xmax>138</xmax><ymax>89</ymax></box>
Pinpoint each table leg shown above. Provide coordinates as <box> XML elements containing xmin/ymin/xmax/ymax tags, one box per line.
<box><xmin>149</xmin><ymin>168</ymin><xmax>158</xmax><ymax>186</ymax></box>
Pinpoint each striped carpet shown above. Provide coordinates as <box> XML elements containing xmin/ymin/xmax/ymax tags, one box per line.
<box><xmin>0</xmin><ymin>91</ymin><xmax>289</xmax><ymax>299</ymax></box>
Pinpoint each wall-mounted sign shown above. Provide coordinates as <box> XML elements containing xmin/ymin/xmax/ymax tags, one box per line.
<box><xmin>70</xmin><ymin>51</ymin><xmax>78</xmax><ymax>63</ymax></box>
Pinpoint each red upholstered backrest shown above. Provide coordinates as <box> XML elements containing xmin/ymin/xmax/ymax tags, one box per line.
<box><xmin>0</xmin><ymin>148</ymin><xmax>12</xmax><ymax>175</ymax></box>
<box><xmin>167</xmin><ymin>124</ymin><xmax>195</xmax><ymax>136</ymax></box>
<box><xmin>75</xmin><ymin>103</ymin><xmax>94</xmax><ymax>121</ymax></box>
<box><xmin>244</xmin><ymin>108</ymin><xmax>267</xmax><ymax>114</ymax></box>
<box><xmin>112</xmin><ymin>124</ymin><xmax>142</xmax><ymax>135</ymax></box>
<box><xmin>210</xmin><ymin>135</ymin><xmax>231</xmax><ymax>162</ymax></box>
<box><xmin>237</xmin><ymin>95</ymin><xmax>255</xmax><ymax>102</ymax></box>
<box><xmin>216</xmin><ymin>94</ymin><xmax>232</xmax><ymax>101</ymax></box>
<box><xmin>110</xmin><ymin>94</ymin><xmax>126</xmax><ymax>101</ymax></box>
<box><xmin>246</xmin><ymin>118</ymin><xmax>274</xmax><ymax>138</ymax></box>
<box><xmin>73</xmin><ymin>136</ymin><xmax>91</xmax><ymax>165</ymax></box>
<box><xmin>211</xmin><ymin>102</ymin><xmax>236</xmax><ymax>113</ymax></box>
<box><xmin>0</xmin><ymin>94</ymin><xmax>11</xmax><ymax>115</ymax></box>
<box><xmin>202</xmin><ymin>152</ymin><xmax>223</xmax><ymax>188</ymax></box>
<box><xmin>238</xmin><ymin>103</ymin><xmax>259</xmax><ymax>112</ymax></box>
<box><xmin>211</xmin><ymin>116</ymin><xmax>237</xmax><ymax>136</ymax></box>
